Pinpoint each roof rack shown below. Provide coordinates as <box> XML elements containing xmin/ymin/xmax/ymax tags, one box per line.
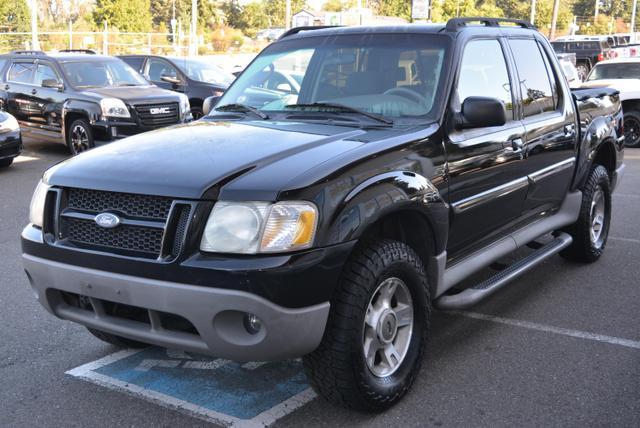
<box><xmin>445</xmin><ymin>17</ymin><xmax>535</xmax><ymax>32</ymax></box>
<box><xmin>58</xmin><ymin>49</ymin><xmax>97</xmax><ymax>54</ymax></box>
<box><xmin>278</xmin><ymin>26</ymin><xmax>341</xmax><ymax>40</ymax></box>
<box><xmin>10</xmin><ymin>50</ymin><xmax>46</xmax><ymax>55</ymax></box>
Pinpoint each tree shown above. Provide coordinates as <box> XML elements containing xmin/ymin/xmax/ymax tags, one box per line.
<box><xmin>323</xmin><ymin>0</ymin><xmax>356</xmax><ymax>12</ymax></box>
<box><xmin>265</xmin><ymin>0</ymin><xmax>307</xmax><ymax>27</ymax></box>
<box><xmin>370</xmin><ymin>0</ymin><xmax>411</xmax><ymax>20</ymax></box>
<box><xmin>94</xmin><ymin>0</ymin><xmax>153</xmax><ymax>32</ymax></box>
<box><xmin>579</xmin><ymin>14</ymin><xmax>615</xmax><ymax>34</ymax></box>
<box><xmin>0</xmin><ymin>0</ymin><xmax>30</xmax><ymax>51</ymax></box>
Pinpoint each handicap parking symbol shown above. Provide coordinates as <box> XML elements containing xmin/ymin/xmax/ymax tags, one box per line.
<box><xmin>67</xmin><ymin>347</ymin><xmax>316</xmax><ymax>427</ymax></box>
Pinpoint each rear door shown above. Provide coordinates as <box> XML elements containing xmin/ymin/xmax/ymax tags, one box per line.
<box><xmin>507</xmin><ymin>37</ymin><xmax>578</xmax><ymax>217</ymax></box>
<box><xmin>445</xmin><ymin>38</ymin><xmax>528</xmax><ymax>256</ymax></box>
<box><xmin>5</xmin><ymin>60</ymin><xmax>37</xmax><ymax>124</ymax></box>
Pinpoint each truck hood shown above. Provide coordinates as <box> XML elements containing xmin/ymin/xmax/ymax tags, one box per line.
<box><xmin>581</xmin><ymin>79</ymin><xmax>640</xmax><ymax>101</ymax></box>
<box><xmin>45</xmin><ymin>119</ymin><xmax>399</xmax><ymax>200</ymax></box>
<box><xmin>81</xmin><ymin>86</ymin><xmax>181</xmax><ymax>104</ymax></box>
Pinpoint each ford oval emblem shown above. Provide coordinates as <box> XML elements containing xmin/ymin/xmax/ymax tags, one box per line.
<box><xmin>94</xmin><ymin>213</ymin><xmax>121</xmax><ymax>229</ymax></box>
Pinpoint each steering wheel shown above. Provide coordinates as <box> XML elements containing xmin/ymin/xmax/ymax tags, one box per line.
<box><xmin>383</xmin><ymin>87</ymin><xmax>428</xmax><ymax>105</ymax></box>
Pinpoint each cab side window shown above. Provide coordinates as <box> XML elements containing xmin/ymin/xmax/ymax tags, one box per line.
<box><xmin>34</xmin><ymin>63</ymin><xmax>60</xmax><ymax>86</ymax></box>
<box><xmin>457</xmin><ymin>39</ymin><xmax>514</xmax><ymax>119</ymax></box>
<box><xmin>509</xmin><ymin>39</ymin><xmax>557</xmax><ymax>118</ymax></box>
<box><xmin>8</xmin><ymin>62</ymin><xmax>36</xmax><ymax>84</ymax></box>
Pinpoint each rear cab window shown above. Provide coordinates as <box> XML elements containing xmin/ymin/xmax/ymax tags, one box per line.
<box><xmin>509</xmin><ymin>39</ymin><xmax>560</xmax><ymax>118</ymax></box>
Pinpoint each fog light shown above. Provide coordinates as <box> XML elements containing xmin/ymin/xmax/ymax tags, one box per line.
<box><xmin>243</xmin><ymin>313</ymin><xmax>262</xmax><ymax>335</ymax></box>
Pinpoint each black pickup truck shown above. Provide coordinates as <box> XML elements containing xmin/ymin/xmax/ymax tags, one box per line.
<box><xmin>0</xmin><ymin>50</ymin><xmax>191</xmax><ymax>155</ymax></box>
<box><xmin>22</xmin><ymin>19</ymin><xmax>625</xmax><ymax>411</ymax></box>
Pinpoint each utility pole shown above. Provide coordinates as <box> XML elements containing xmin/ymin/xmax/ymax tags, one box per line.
<box><xmin>530</xmin><ymin>0</ymin><xmax>537</xmax><ymax>25</ymax></box>
<box><xmin>286</xmin><ymin>0</ymin><xmax>291</xmax><ymax>30</ymax></box>
<box><xmin>190</xmin><ymin>0</ymin><xmax>197</xmax><ymax>56</ymax></box>
<box><xmin>549</xmin><ymin>0</ymin><xmax>560</xmax><ymax>40</ymax></box>
<box><xmin>30</xmin><ymin>0</ymin><xmax>39</xmax><ymax>50</ymax></box>
<box><xmin>632</xmin><ymin>0</ymin><xmax>638</xmax><ymax>43</ymax></box>
<box><xmin>595</xmin><ymin>0</ymin><xmax>599</xmax><ymax>18</ymax></box>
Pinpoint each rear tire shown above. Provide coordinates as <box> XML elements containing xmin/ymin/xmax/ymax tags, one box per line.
<box><xmin>560</xmin><ymin>165</ymin><xmax>611</xmax><ymax>263</ymax></box>
<box><xmin>86</xmin><ymin>328</ymin><xmax>148</xmax><ymax>348</ymax></box>
<box><xmin>576</xmin><ymin>62</ymin><xmax>589</xmax><ymax>81</ymax></box>
<box><xmin>303</xmin><ymin>239</ymin><xmax>431</xmax><ymax>412</ymax></box>
<box><xmin>0</xmin><ymin>157</ymin><xmax>13</xmax><ymax>167</ymax></box>
<box><xmin>66</xmin><ymin>118</ymin><xmax>95</xmax><ymax>155</ymax></box>
<box><xmin>623</xmin><ymin>110</ymin><xmax>640</xmax><ymax>148</ymax></box>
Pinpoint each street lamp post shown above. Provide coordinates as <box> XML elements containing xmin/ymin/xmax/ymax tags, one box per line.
<box><xmin>530</xmin><ymin>0</ymin><xmax>537</xmax><ymax>25</ymax></box>
<box><xmin>632</xmin><ymin>0</ymin><xmax>638</xmax><ymax>42</ymax></box>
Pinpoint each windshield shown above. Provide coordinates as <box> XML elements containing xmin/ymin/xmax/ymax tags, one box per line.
<box><xmin>213</xmin><ymin>33</ymin><xmax>450</xmax><ymax>124</ymax></box>
<box><xmin>588</xmin><ymin>62</ymin><xmax>640</xmax><ymax>80</ymax></box>
<box><xmin>60</xmin><ymin>59</ymin><xmax>149</xmax><ymax>88</ymax></box>
<box><xmin>171</xmin><ymin>58</ymin><xmax>234</xmax><ymax>86</ymax></box>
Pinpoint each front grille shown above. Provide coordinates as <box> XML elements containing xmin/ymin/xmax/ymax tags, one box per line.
<box><xmin>64</xmin><ymin>217</ymin><xmax>164</xmax><ymax>255</ymax></box>
<box><xmin>68</xmin><ymin>188</ymin><xmax>172</xmax><ymax>220</ymax></box>
<box><xmin>134</xmin><ymin>102</ymin><xmax>179</xmax><ymax>128</ymax></box>
<box><xmin>55</xmin><ymin>188</ymin><xmax>194</xmax><ymax>259</ymax></box>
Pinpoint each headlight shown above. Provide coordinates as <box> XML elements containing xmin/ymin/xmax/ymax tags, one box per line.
<box><xmin>100</xmin><ymin>98</ymin><xmax>130</xmax><ymax>118</ymax></box>
<box><xmin>200</xmin><ymin>201</ymin><xmax>318</xmax><ymax>254</ymax></box>
<box><xmin>29</xmin><ymin>181</ymin><xmax>50</xmax><ymax>228</ymax></box>
<box><xmin>0</xmin><ymin>113</ymin><xmax>19</xmax><ymax>133</ymax></box>
<box><xmin>178</xmin><ymin>94</ymin><xmax>191</xmax><ymax>119</ymax></box>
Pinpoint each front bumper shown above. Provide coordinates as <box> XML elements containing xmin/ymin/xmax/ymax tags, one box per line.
<box><xmin>23</xmin><ymin>254</ymin><xmax>330</xmax><ymax>361</ymax></box>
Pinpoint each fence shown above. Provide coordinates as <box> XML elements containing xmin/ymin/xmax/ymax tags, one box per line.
<box><xmin>0</xmin><ymin>24</ymin><xmax>264</xmax><ymax>56</ymax></box>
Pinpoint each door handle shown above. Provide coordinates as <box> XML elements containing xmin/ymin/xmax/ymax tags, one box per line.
<box><xmin>4</xmin><ymin>84</ymin><xmax>8</xmax><ymax>90</ymax></box>
<box><xmin>31</xmin><ymin>88</ymin><xmax>37</xmax><ymax>95</ymax></box>
<box><xmin>564</xmin><ymin>124</ymin><xmax>576</xmax><ymax>137</ymax></box>
<box><xmin>511</xmin><ymin>138</ymin><xmax>524</xmax><ymax>152</ymax></box>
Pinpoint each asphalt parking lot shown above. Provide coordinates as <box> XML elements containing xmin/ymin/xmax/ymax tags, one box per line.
<box><xmin>1</xmin><ymin>139</ymin><xmax>639</xmax><ymax>427</ymax></box>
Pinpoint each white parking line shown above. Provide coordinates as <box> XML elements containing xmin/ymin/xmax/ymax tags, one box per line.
<box><xmin>609</xmin><ymin>236</ymin><xmax>640</xmax><ymax>244</ymax></box>
<box><xmin>447</xmin><ymin>310</ymin><xmax>640</xmax><ymax>350</ymax></box>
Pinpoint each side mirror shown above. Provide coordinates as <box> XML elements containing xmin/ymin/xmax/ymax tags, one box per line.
<box><xmin>42</xmin><ymin>79</ymin><xmax>63</xmax><ymax>91</ymax></box>
<box><xmin>456</xmin><ymin>96</ymin><xmax>507</xmax><ymax>129</ymax></box>
<box><xmin>202</xmin><ymin>96</ymin><xmax>221</xmax><ymax>116</ymax></box>
<box><xmin>161</xmin><ymin>75</ymin><xmax>182</xmax><ymax>85</ymax></box>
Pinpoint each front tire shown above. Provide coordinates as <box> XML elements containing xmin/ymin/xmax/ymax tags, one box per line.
<box><xmin>623</xmin><ymin>110</ymin><xmax>640</xmax><ymax>148</ymax></box>
<box><xmin>66</xmin><ymin>118</ymin><xmax>95</xmax><ymax>155</ymax></box>
<box><xmin>303</xmin><ymin>239</ymin><xmax>431</xmax><ymax>412</ymax></box>
<box><xmin>561</xmin><ymin>165</ymin><xmax>611</xmax><ymax>262</ymax></box>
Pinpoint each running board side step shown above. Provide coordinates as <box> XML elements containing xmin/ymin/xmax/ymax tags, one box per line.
<box><xmin>435</xmin><ymin>232</ymin><xmax>573</xmax><ymax>310</ymax></box>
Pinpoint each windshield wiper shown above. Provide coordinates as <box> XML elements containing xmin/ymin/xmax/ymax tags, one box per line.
<box><xmin>285</xmin><ymin>102</ymin><xmax>393</xmax><ymax>125</ymax></box>
<box><xmin>214</xmin><ymin>103</ymin><xmax>269</xmax><ymax>120</ymax></box>
<box><xmin>116</xmin><ymin>83</ymin><xmax>141</xmax><ymax>87</ymax></box>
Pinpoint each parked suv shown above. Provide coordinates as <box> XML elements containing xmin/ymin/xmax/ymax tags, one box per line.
<box><xmin>551</xmin><ymin>37</ymin><xmax>613</xmax><ymax>80</ymax></box>
<box><xmin>0</xmin><ymin>50</ymin><xmax>191</xmax><ymax>155</ymax></box>
<box><xmin>119</xmin><ymin>55</ymin><xmax>234</xmax><ymax>119</ymax></box>
<box><xmin>23</xmin><ymin>19</ymin><xmax>625</xmax><ymax>411</ymax></box>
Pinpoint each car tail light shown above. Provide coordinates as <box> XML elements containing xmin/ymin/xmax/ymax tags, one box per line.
<box><xmin>597</xmin><ymin>52</ymin><xmax>605</xmax><ymax>61</ymax></box>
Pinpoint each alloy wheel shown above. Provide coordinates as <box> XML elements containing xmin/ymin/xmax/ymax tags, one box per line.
<box><xmin>71</xmin><ymin>124</ymin><xmax>90</xmax><ymax>154</ymax></box>
<box><xmin>589</xmin><ymin>186</ymin><xmax>606</xmax><ymax>248</ymax></box>
<box><xmin>363</xmin><ymin>277</ymin><xmax>414</xmax><ymax>378</ymax></box>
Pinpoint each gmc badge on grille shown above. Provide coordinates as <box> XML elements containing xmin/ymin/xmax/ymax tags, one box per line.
<box><xmin>95</xmin><ymin>213</ymin><xmax>121</xmax><ymax>229</ymax></box>
<box><xmin>149</xmin><ymin>107</ymin><xmax>170</xmax><ymax>115</ymax></box>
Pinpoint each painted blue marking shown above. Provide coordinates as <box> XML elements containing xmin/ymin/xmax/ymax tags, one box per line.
<box><xmin>91</xmin><ymin>347</ymin><xmax>309</xmax><ymax>420</ymax></box>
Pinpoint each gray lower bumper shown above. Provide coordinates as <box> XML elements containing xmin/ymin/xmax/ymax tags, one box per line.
<box><xmin>23</xmin><ymin>254</ymin><xmax>329</xmax><ymax>361</ymax></box>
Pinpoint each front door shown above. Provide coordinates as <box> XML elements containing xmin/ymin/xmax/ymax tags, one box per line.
<box><xmin>144</xmin><ymin>58</ymin><xmax>185</xmax><ymax>93</ymax></box>
<box><xmin>29</xmin><ymin>60</ymin><xmax>65</xmax><ymax>134</ymax></box>
<box><xmin>445</xmin><ymin>38</ymin><xmax>528</xmax><ymax>257</ymax></box>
